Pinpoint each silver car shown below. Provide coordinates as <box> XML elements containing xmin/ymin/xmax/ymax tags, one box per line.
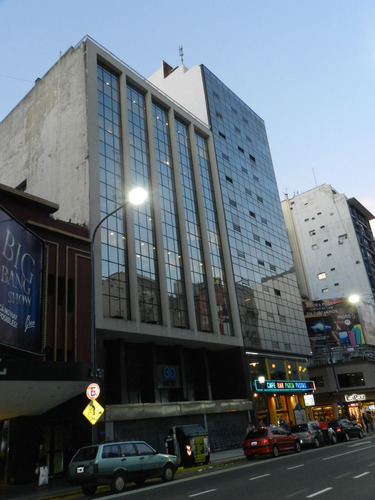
<box><xmin>291</xmin><ymin>421</ymin><xmax>325</xmax><ymax>448</ymax></box>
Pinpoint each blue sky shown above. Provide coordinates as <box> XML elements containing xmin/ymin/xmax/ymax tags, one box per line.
<box><xmin>1</xmin><ymin>0</ymin><xmax>374</xmax><ymax>228</ymax></box>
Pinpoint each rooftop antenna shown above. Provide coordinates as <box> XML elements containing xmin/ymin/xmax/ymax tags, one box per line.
<box><xmin>179</xmin><ymin>45</ymin><xmax>184</xmax><ymax>65</ymax></box>
<box><xmin>312</xmin><ymin>167</ymin><xmax>318</xmax><ymax>187</ymax></box>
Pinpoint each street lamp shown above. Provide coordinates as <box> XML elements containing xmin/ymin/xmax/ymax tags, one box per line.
<box><xmin>90</xmin><ymin>187</ymin><xmax>147</xmax><ymax>434</ymax></box>
<box><xmin>258</xmin><ymin>375</ymin><xmax>268</xmax><ymax>425</ymax></box>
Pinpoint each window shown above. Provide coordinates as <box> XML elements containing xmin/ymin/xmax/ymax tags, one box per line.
<box><xmin>311</xmin><ymin>376</ymin><xmax>324</xmax><ymax>387</ymax></box>
<box><xmin>249</xmin><ymin>154</ymin><xmax>256</xmax><ymax>163</ymax></box>
<box><xmin>245</xmin><ymin>188</ymin><xmax>251</xmax><ymax>195</ymax></box>
<box><xmin>265</xmin><ymin>241</ymin><xmax>272</xmax><ymax>247</ymax></box>
<box><xmin>225</xmin><ymin>175</ymin><xmax>233</xmax><ymax>183</ymax></box>
<box><xmin>237</xmin><ymin>250</ymin><xmax>246</xmax><ymax>259</ymax></box>
<box><xmin>270</xmin><ymin>264</ymin><xmax>276</xmax><ymax>271</ymax></box>
<box><xmin>258</xmin><ymin>259</ymin><xmax>265</xmax><ymax>266</ymax></box>
<box><xmin>257</xmin><ymin>195</ymin><xmax>263</xmax><ymax>203</ymax></box>
<box><xmin>216</xmin><ymin>112</ymin><xmax>223</xmax><ymax>120</ymax></box>
<box><xmin>219</xmin><ymin>131</ymin><xmax>226</xmax><ymax>139</ymax></box>
<box><xmin>309</xmin><ymin>230</ymin><xmax>316</xmax><ymax>236</ymax></box>
<box><xmin>304</xmin><ymin>218</ymin><xmax>309</xmax><ymax>222</ymax></box>
<box><xmin>337</xmin><ymin>372</ymin><xmax>365</xmax><ymax>388</ymax></box>
<box><xmin>250</xmin><ymin>211</ymin><xmax>256</xmax><ymax>218</ymax></box>
<box><xmin>312</xmin><ymin>244</ymin><xmax>318</xmax><ymax>250</ymax></box>
<box><xmin>222</xmin><ymin>153</ymin><xmax>229</xmax><ymax>161</ymax></box>
<box><xmin>253</xmin><ymin>234</ymin><xmax>261</xmax><ymax>242</ymax></box>
<box><xmin>274</xmin><ymin>289</ymin><xmax>281</xmax><ymax>296</ymax></box>
<box><xmin>234</xmin><ymin>126</ymin><xmax>241</xmax><ymax>133</ymax></box>
<box><xmin>238</xmin><ymin>146</ymin><xmax>244</xmax><ymax>153</ymax></box>
<box><xmin>317</xmin><ymin>272</ymin><xmax>326</xmax><ymax>280</ymax></box>
<box><xmin>322</xmin><ymin>287</ymin><xmax>328</xmax><ymax>293</ymax></box>
<box><xmin>253</xmin><ymin>175</ymin><xmax>259</xmax><ymax>182</ymax></box>
<box><xmin>233</xmin><ymin>223</ymin><xmax>241</xmax><ymax>232</ymax></box>
<box><xmin>242</xmin><ymin>167</ymin><xmax>248</xmax><ymax>174</ymax></box>
<box><xmin>229</xmin><ymin>199</ymin><xmax>237</xmax><ymax>207</ymax></box>
<box><xmin>261</xmin><ymin>218</ymin><xmax>267</xmax><ymax>225</ymax></box>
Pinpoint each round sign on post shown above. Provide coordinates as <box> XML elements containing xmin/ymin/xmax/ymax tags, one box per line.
<box><xmin>86</xmin><ymin>383</ymin><xmax>100</xmax><ymax>400</ymax></box>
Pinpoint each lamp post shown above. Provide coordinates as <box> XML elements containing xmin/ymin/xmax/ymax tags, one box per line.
<box><xmin>258</xmin><ymin>375</ymin><xmax>268</xmax><ymax>425</ymax></box>
<box><xmin>90</xmin><ymin>187</ymin><xmax>147</xmax><ymax>441</ymax></box>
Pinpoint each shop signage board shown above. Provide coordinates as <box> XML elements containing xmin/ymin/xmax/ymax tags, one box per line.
<box><xmin>253</xmin><ymin>379</ymin><xmax>316</xmax><ymax>393</ymax></box>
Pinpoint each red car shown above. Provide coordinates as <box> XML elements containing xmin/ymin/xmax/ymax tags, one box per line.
<box><xmin>243</xmin><ymin>426</ymin><xmax>301</xmax><ymax>460</ymax></box>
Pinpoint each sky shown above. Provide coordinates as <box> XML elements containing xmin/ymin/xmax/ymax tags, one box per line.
<box><xmin>1</xmin><ymin>0</ymin><xmax>374</xmax><ymax>230</ymax></box>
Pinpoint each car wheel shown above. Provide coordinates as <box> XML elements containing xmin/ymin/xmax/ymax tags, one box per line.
<box><xmin>271</xmin><ymin>445</ymin><xmax>279</xmax><ymax>458</ymax></box>
<box><xmin>295</xmin><ymin>441</ymin><xmax>301</xmax><ymax>453</ymax></box>
<box><xmin>343</xmin><ymin>433</ymin><xmax>350</xmax><ymax>442</ymax></box>
<box><xmin>111</xmin><ymin>472</ymin><xmax>127</xmax><ymax>493</ymax></box>
<box><xmin>82</xmin><ymin>485</ymin><xmax>97</xmax><ymax>496</ymax></box>
<box><xmin>331</xmin><ymin>434</ymin><xmax>337</xmax><ymax>445</ymax></box>
<box><xmin>162</xmin><ymin>464</ymin><xmax>175</xmax><ymax>482</ymax></box>
<box><xmin>246</xmin><ymin>455</ymin><xmax>254</xmax><ymax>461</ymax></box>
<box><xmin>313</xmin><ymin>437</ymin><xmax>320</xmax><ymax>448</ymax></box>
<box><xmin>359</xmin><ymin>430</ymin><xmax>364</xmax><ymax>439</ymax></box>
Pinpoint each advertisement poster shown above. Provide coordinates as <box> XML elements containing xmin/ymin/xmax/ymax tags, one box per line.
<box><xmin>303</xmin><ymin>299</ymin><xmax>361</xmax><ymax>353</ymax></box>
<box><xmin>0</xmin><ymin>207</ymin><xmax>45</xmax><ymax>353</ymax></box>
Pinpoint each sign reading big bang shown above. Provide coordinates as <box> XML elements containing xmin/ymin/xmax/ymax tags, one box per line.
<box><xmin>0</xmin><ymin>207</ymin><xmax>44</xmax><ymax>354</ymax></box>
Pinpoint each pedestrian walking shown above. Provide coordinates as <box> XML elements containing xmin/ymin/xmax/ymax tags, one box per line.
<box><xmin>36</xmin><ymin>444</ymin><xmax>49</xmax><ymax>487</ymax></box>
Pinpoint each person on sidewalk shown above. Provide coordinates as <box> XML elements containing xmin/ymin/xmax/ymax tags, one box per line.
<box><xmin>36</xmin><ymin>444</ymin><xmax>49</xmax><ymax>487</ymax></box>
<box><xmin>280</xmin><ymin>419</ymin><xmax>291</xmax><ymax>432</ymax></box>
<box><xmin>319</xmin><ymin>417</ymin><xmax>329</xmax><ymax>443</ymax></box>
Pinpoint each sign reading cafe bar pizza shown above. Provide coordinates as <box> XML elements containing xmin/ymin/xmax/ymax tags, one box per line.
<box><xmin>254</xmin><ymin>379</ymin><xmax>316</xmax><ymax>393</ymax></box>
<box><xmin>0</xmin><ymin>207</ymin><xmax>44</xmax><ymax>354</ymax></box>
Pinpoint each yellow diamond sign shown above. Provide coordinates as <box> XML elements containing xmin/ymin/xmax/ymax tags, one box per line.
<box><xmin>83</xmin><ymin>400</ymin><xmax>104</xmax><ymax>425</ymax></box>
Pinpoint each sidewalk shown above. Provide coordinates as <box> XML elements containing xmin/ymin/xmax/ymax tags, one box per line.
<box><xmin>0</xmin><ymin>448</ymin><xmax>245</xmax><ymax>500</ymax></box>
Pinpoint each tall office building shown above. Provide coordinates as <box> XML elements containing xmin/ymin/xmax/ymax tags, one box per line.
<box><xmin>0</xmin><ymin>37</ymin><xmax>313</xmax><ymax>463</ymax></box>
<box><xmin>150</xmin><ymin>61</ymin><xmax>312</xmax><ymax>421</ymax></box>
<box><xmin>282</xmin><ymin>184</ymin><xmax>375</xmax><ymax>421</ymax></box>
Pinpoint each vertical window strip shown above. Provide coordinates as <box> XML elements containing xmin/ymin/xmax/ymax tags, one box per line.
<box><xmin>127</xmin><ymin>85</ymin><xmax>161</xmax><ymax>324</ymax></box>
<box><xmin>97</xmin><ymin>62</ymin><xmax>130</xmax><ymax>319</ymax></box>
<box><xmin>195</xmin><ymin>133</ymin><xmax>233</xmax><ymax>336</ymax></box>
<box><xmin>152</xmin><ymin>103</ymin><xmax>188</xmax><ymax>328</ymax></box>
<box><xmin>175</xmin><ymin>120</ymin><xmax>212</xmax><ymax>332</ymax></box>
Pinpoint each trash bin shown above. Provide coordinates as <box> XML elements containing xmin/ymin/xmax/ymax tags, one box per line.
<box><xmin>165</xmin><ymin>424</ymin><xmax>210</xmax><ymax>467</ymax></box>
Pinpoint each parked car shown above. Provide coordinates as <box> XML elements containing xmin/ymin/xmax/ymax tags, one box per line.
<box><xmin>291</xmin><ymin>421</ymin><xmax>325</xmax><ymax>448</ymax></box>
<box><xmin>328</xmin><ymin>419</ymin><xmax>364</xmax><ymax>441</ymax></box>
<box><xmin>68</xmin><ymin>440</ymin><xmax>177</xmax><ymax>496</ymax></box>
<box><xmin>243</xmin><ymin>426</ymin><xmax>301</xmax><ymax>460</ymax></box>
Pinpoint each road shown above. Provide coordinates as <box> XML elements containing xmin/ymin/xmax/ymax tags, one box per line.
<box><xmin>96</xmin><ymin>436</ymin><xmax>375</xmax><ymax>499</ymax></box>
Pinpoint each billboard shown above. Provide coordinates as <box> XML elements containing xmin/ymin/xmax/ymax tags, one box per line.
<box><xmin>303</xmin><ymin>299</ymin><xmax>361</xmax><ymax>353</ymax></box>
<box><xmin>0</xmin><ymin>207</ymin><xmax>45</xmax><ymax>354</ymax></box>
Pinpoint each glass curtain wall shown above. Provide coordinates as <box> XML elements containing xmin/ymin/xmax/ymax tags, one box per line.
<box><xmin>97</xmin><ymin>63</ymin><xmax>130</xmax><ymax>319</ymax></box>
<box><xmin>195</xmin><ymin>133</ymin><xmax>233</xmax><ymax>336</ymax></box>
<box><xmin>127</xmin><ymin>85</ymin><xmax>161</xmax><ymax>324</ymax></box>
<box><xmin>175</xmin><ymin>119</ymin><xmax>212</xmax><ymax>332</ymax></box>
<box><xmin>152</xmin><ymin>103</ymin><xmax>188</xmax><ymax>328</ymax></box>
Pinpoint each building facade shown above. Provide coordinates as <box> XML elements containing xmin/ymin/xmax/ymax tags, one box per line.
<box><xmin>282</xmin><ymin>184</ymin><xmax>375</xmax><ymax>423</ymax></box>
<box><xmin>0</xmin><ymin>36</ymin><xmax>313</xmax><ymax>461</ymax></box>
<box><xmin>149</xmin><ymin>61</ymin><xmax>312</xmax><ymax>426</ymax></box>
<box><xmin>0</xmin><ymin>184</ymin><xmax>91</xmax><ymax>484</ymax></box>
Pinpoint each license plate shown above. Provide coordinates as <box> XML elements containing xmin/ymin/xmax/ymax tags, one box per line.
<box><xmin>251</xmin><ymin>441</ymin><xmax>258</xmax><ymax>446</ymax></box>
<box><xmin>76</xmin><ymin>466</ymin><xmax>85</xmax><ymax>473</ymax></box>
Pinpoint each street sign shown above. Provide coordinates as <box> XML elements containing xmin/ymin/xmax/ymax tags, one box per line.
<box><xmin>83</xmin><ymin>399</ymin><xmax>104</xmax><ymax>425</ymax></box>
<box><xmin>86</xmin><ymin>383</ymin><xmax>100</xmax><ymax>400</ymax></box>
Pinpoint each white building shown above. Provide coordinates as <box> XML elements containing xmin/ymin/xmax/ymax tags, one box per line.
<box><xmin>282</xmin><ymin>184</ymin><xmax>375</xmax><ymax>421</ymax></box>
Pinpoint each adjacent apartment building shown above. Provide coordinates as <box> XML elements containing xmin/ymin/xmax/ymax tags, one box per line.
<box><xmin>0</xmin><ymin>36</ymin><xmax>313</xmax><ymax>468</ymax></box>
<box><xmin>282</xmin><ymin>184</ymin><xmax>375</xmax><ymax>422</ymax></box>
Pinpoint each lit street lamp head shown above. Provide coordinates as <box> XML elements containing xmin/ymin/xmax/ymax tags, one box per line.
<box><xmin>127</xmin><ymin>187</ymin><xmax>148</xmax><ymax>206</ymax></box>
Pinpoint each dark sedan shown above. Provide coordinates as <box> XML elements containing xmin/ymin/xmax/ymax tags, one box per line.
<box><xmin>328</xmin><ymin>419</ymin><xmax>364</xmax><ymax>441</ymax></box>
<box><xmin>243</xmin><ymin>426</ymin><xmax>301</xmax><ymax>460</ymax></box>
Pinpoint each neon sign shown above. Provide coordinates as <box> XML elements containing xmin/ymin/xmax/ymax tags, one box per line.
<box><xmin>253</xmin><ymin>379</ymin><xmax>315</xmax><ymax>393</ymax></box>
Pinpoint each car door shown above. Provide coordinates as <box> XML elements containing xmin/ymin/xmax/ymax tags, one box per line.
<box><xmin>118</xmin><ymin>442</ymin><xmax>143</xmax><ymax>481</ymax></box>
<box><xmin>134</xmin><ymin>442</ymin><xmax>163</xmax><ymax>477</ymax></box>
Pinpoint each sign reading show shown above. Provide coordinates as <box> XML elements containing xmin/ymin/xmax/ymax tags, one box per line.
<box><xmin>0</xmin><ymin>207</ymin><xmax>44</xmax><ymax>354</ymax></box>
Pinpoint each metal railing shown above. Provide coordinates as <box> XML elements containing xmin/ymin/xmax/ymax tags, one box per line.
<box><xmin>308</xmin><ymin>345</ymin><xmax>375</xmax><ymax>367</ymax></box>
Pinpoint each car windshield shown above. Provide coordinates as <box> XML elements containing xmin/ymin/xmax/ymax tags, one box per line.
<box><xmin>291</xmin><ymin>424</ymin><xmax>308</xmax><ymax>433</ymax></box>
<box><xmin>71</xmin><ymin>446</ymin><xmax>98</xmax><ymax>462</ymax></box>
<box><xmin>246</xmin><ymin>429</ymin><xmax>268</xmax><ymax>439</ymax></box>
